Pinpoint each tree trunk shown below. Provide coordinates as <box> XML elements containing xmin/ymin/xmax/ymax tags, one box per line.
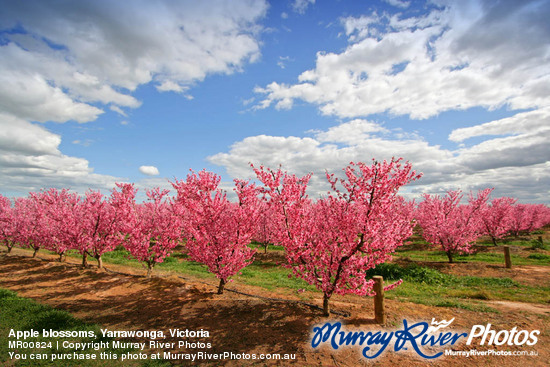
<box><xmin>264</xmin><ymin>244</ymin><xmax>268</xmax><ymax>254</ymax></box>
<box><xmin>217</xmin><ymin>278</ymin><xmax>226</xmax><ymax>294</ymax></box>
<box><xmin>7</xmin><ymin>245</ymin><xmax>12</xmax><ymax>254</ymax></box>
<box><xmin>32</xmin><ymin>247</ymin><xmax>39</xmax><ymax>258</ymax></box>
<box><xmin>446</xmin><ymin>251</ymin><xmax>454</xmax><ymax>263</ymax></box>
<box><xmin>146</xmin><ymin>262</ymin><xmax>154</xmax><ymax>279</ymax></box>
<box><xmin>491</xmin><ymin>237</ymin><xmax>497</xmax><ymax>246</ymax></box>
<box><xmin>59</xmin><ymin>253</ymin><xmax>66</xmax><ymax>262</ymax></box>
<box><xmin>95</xmin><ymin>255</ymin><xmax>103</xmax><ymax>269</ymax></box>
<box><xmin>322</xmin><ymin>293</ymin><xmax>330</xmax><ymax>317</ymax></box>
<box><xmin>81</xmin><ymin>252</ymin><xmax>88</xmax><ymax>268</ymax></box>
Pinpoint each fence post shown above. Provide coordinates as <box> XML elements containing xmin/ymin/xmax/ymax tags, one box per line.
<box><xmin>504</xmin><ymin>246</ymin><xmax>512</xmax><ymax>269</ymax></box>
<box><xmin>373</xmin><ymin>276</ymin><xmax>385</xmax><ymax>324</ymax></box>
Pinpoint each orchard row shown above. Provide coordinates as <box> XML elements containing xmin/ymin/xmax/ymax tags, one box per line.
<box><xmin>1</xmin><ymin>159</ymin><xmax>549</xmax><ymax>315</ymax></box>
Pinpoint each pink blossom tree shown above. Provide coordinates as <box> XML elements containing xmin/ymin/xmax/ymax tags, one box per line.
<box><xmin>12</xmin><ymin>195</ymin><xmax>50</xmax><ymax>258</ymax></box>
<box><xmin>254</xmin><ymin>159</ymin><xmax>421</xmax><ymax>316</ymax></box>
<box><xmin>39</xmin><ymin>188</ymin><xmax>82</xmax><ymax>261</ymax></box>
<box><xmin>509</xmin><ymin>203</ymin><xmax>550</xmax><ymax>237</ymax></box>
<box><xmin>172</xmin><ymin>170</ymin><xmax>261</xmax><ymax>294</ymax></box>
<box><xmin>80</xmin><ymin>184</ymin><xmax>134</xmax><ymax>269</ymax></box>
<box><xmin>0</xmin><ymin>195</ymin><xmax>15</xmax><ymax>253</ymax></box>
<box><xmin>480</xmin><ymin>197</ymin><xmax>516</xmax><ymax>246</ymax></box>
<box><xmin>252</xmin><ymin>200</ymin><xmax>280</xmax><ymax>253</ymax></box>
<box><xmin>416</xmin><ymin>189</ymin><xmax>492</xmax><ymax>263</ymax></box>
<box><xmin>122</xmin><ymin>187</ymin><xmax>183</xmax><ymax>278</ymax></box>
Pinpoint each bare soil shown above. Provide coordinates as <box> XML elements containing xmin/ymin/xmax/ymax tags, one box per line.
<box><xmin>1</xmin><ymin>247</ymin><xmax>549</xmax><ymax>366</ymax></box>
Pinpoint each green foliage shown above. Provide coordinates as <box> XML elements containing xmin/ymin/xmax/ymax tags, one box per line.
<box><xmin>366</xmin><ymin>263</ymin><xmax>517</xmax><ymax>287</ymax></box>
<box><xmin>529</xmin><ymin>239</ymin><xmax>547</xmax><ymax>250</ymax></box>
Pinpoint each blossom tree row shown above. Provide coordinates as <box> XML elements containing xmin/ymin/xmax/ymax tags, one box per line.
<box><xmin>415</xmin><ymin>191</ymin><xmax>550</xmax><ymax>262</ymax></box>
<box><xmin>1</xmin><ymin>161</ymin><xmax>549</xmax><ymax>315</ymax></box>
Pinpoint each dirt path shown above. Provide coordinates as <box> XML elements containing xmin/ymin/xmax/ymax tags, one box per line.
<box><xmin>486</xmin><ymin>301</ymin><xmax>550</xmax><ymax>315</ymax></box>
<box><xmin>1</xmin><ymin>248</ymin><xmax>549</xmax><ymax>366</ymax></box>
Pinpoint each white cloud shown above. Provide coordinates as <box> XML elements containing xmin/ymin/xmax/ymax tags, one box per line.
<box><xmin>0</xmin><ymin>114</ymin><xmax>121</xmax><ymax>194</ymax></box>
<box><xmin>256</xmin><ymin>0</ymin><xmax>550</xmax><ymax>119</ymax></box>
<box><xmin>309</xmin><ymin>119</ymin><xmax>389</xmax><ymax>145</ymax></box>
<box><xmin>292</xmin><ymin>0</ymin><xmax>316</xmax><ymax>15</ymax></box>
<box><xmin>0</xmin><ymin>0</ymin><xmax>268</xmax><ymax>196</ymax></box>
<box><xmin>0</xmin><ymin>70</ymin><xmax>104</xmax><ymax>124</ymax></box>
<box><xmin>446</xmin><ymin>108</ymin><xmax>550</xmax><ymax>178</ymax></box>
<box><xmin>1</xmin><ymin>1</ymin><xmax>267</xmax><ymax>93</ymax></box>
<box><xmin>139</xmin><ymin>166</ymin><xmax>160</xmax><ymax>176</ymax></box>
<box><xmin>455</xmin><ymin>128</ymin><xmax>550</xmax><ymax>172</ymax></box>
<box><xmin>277</xmin><ymin>56</ymin><xmax>291</xmax><ymax>69</ymax></box>
<box><xmin>209</xmin><ymin>120</ymin><xmax>451</xmax><ymax>197</ymax></box>
<box><xmin>72</xmin><ymin>139</ymin><xmax>93</xmax><ymax>147</ymax></box>
<box><xmin>0</xmin><ymin>114</ymin><xmax>61</xmax><ymax>156</ymax></box>
<box><xmin>240</xmin><ymin>0</ymin><xmax>549</xmax><ymax>203</ymax></box>
<box><xmin>209</xmin><ymin>116</ymin><xmax>550</xmax><ymax>203</ymax></box>
<box><xmin>449</xmin><ymin>107</ymin><xmax>550</xmax><ymax>142</ymax></box>
<box><xmin>156</xmin><ymin>81</ymin><xmax>187</xmax><ymax>93</ymax></box>
<box><xmin>384</xmin><ymin>0</ymin><xmax>411</xmax><ymax>9</ymax></box>
<box><xmin>110</xmin><ymin>105</ymin><xmax>128</xmax><ymax>117</ymax></box>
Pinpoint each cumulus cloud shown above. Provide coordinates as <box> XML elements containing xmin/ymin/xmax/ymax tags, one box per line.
<box><xmin>0</xmin><ymin>114</ymin><xmax>121</xmax><ymax>194</ymax></box>
<box><xmin>255</xmin><ymin>0</ymin><xmax>550</xmax><ymax>119</ymax></box>
<box><xmin>209</xmin><ymin>116</ymin><xmax>550</xmax><ymax>203</ymax></box>
<box><xmin>449</xmin><ymin>107</ymin><xmax>550</xmax><ymax>142</ymax></box>
<box><xmin>139</xmin><ymin>166</ymin><xmax>160</xmax><ymax>176</ymax></box>
<box><xmin>209</xmin><ymin>120</ymin><xmax>452</xmax><ymax>197</ymax></box>
<box><xmin>0</xmin><ymin>1</ymin><xmax>267</xmax><ymax>95</ymax></box>
<box><xmin>309</xmin><ymin>119</ymin><xmax>389</xmax><ymax>145</ymax></box>
<box><xmin>0</xmin><ymin>0</ymin><xmax>267</xmax><ymax>196</ymax></box>
<box><xmin>238</xmin><ymin>0</ymin><xmax>550</xmax><ymax>203</ymax></box>
<box><xmin>0</xmin><ymin>114</ymin><xmax>60</xmax><ymax>156</ymax></box>
<box><xmin>0</xmin><ymin>69</ymin><xmax>104</xmax><ymax>124</ymax></box>
<box><xmin>448</xmin><ymin>107</ymin><xmax>550</xmax><ymax>174</ymax></box>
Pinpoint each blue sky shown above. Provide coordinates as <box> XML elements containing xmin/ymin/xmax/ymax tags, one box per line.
<box><xmin>1</xmin><ymin>0</ymin><xmax>549</xmax><ymax>203</ymax></box>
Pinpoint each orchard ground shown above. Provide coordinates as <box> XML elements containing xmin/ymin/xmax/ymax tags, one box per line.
<box><xmin>0</xmin><ymin>228</ymin><xmax>549</xmax><ymax>366</ymax></box>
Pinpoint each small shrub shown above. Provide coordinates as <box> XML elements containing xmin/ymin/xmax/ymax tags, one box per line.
<box><xmin>366</xmin><ymin>263</ymin><xmax>450</xmax><ymax>285</ymax></box>
<box><xmin>530</xmin><ymin>239</ymin><xmax>547</xmax><ymax>250</ymax></box>
<box><xmin>366</xmin><ymin>263</ymin><xmax>518</xmax><ymax>288</ymax></box>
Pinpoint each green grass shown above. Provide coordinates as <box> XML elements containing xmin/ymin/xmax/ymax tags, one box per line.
<box><xmin>9</xmin><ymin>232</ymin><xmax>550</xmax><ymax>313</ymax></box>
<box><xmin>393</xmin><ymin>248</ymin><xmax>550</xmax><ymax>266</ymax></box>
<box><xmin>100</xmin><ymin>246</ymin><xmax>550</xmax><ymax>308</ymax></box>
<box><xmin>59</xmin><ymin>247</ymin><xmax>313</xmax><ymax>293</ymax></box>
<box><xmin>237</xmin><ymin>261</ymin><xmax>316</xmax><ymax>292</ymax></box>
<box><xmin>0</xmin><ymin>289</ymin><xmax>171</xmax><ymax>367</ymax></box>
<box><xmin>527</xmin><ymin>253</ymin><xmax>550</xmax><ymax>261</ymax></box>
<box><xmin>366</xmin><ymin>263</ymin><xmax>550</xmax><ymax>307</ymax></box>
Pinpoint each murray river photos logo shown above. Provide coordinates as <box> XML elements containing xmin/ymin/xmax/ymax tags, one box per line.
<box><xmin>311</xmin><ymin>318</ymin><xmax>540</xmax><ymax>359</ymax></box>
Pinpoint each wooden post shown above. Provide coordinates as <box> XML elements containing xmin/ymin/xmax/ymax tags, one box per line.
<box><xmin>504</xmin><ymin>246</ymin><xmax>512</xmax><ymax>269</ymax></box>
<box><xmin>373</xmin><ymin>276</ymin><xmax>385</xmax><ymax>324</ymax></box>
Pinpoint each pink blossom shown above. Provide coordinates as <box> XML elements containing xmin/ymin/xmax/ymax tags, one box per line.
<box><xmin>416</xmin><ymin>189</ymin><xmax>492</xmax><ymax>262</ymax></box>
<box><xmin>254</xmin><ymin>158</ymin><xmax>421</xmax><ymax>316</ymax></box>
<box><xmin>172</xmin><ymin>170</ymin><xmax>260</xmax><ymax>294</ymax></box>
